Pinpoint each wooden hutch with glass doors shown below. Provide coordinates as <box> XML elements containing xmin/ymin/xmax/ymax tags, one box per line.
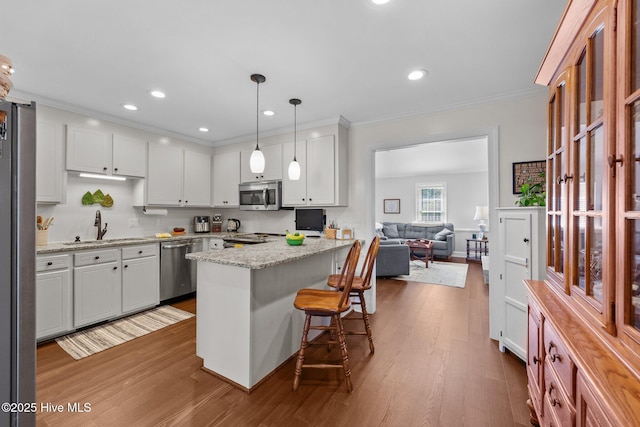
<box><xmin>526</xmin><ymin>0</ymin><xmax>640</xmax><ymax>425</ymax></box>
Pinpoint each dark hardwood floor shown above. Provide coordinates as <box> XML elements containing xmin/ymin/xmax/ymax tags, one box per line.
<box><xmin>36</xmin><ymin>259</ymin><xmax>529</xmax><ymax>426</ymax></box>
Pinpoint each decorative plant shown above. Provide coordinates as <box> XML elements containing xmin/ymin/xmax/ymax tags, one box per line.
<box><xmin>515</xmin><ymin>173</ymin><xmax>546</xmax><ymax>207</ymax></box>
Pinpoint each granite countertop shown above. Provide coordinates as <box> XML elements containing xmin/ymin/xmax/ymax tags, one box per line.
<box><xmin>36</xmin><ymin>232</ymin><xmax>223</xmax><ymax>254</ymax></box>
<box><xmin>186</xmin><ymin>237</ymin><xmax>355</xmax><ymax>269</ymax></box>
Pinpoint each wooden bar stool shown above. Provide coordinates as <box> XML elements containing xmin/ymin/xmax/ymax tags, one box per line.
<box><xmin>292</xmin><ymin>240</ymin><xmax>361</xmax><ymax>392</ymax></box>
<box><xmin>327</xmin><ymin>236</ymin><xmax>380</xmax><ymax>353</ymax></box>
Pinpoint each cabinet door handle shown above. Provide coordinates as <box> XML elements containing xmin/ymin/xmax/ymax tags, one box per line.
<box><xmin>138</xmin><ymin>250</ymin><xmax>143</xmax><ymax>254</ymax></box>
<box><xmin>103</xmin><ymin>166</ymin><xmax>108</xmax><ymax>172</ymax></box>
<box><xmin>113</xmin><ymin>266</ymin><xmax>118</xmax><ymax>270</ymax></box>
<box><xmin>95</xmin><ymin>256</ymin><xmax>100</xmax><ymax>260</ymax></box>
<box><xmin>124</xmin><ymin>265</ymin><xmax>128</xmax><ymax>268</ymax></box>
<box><xmin>523</xmin><ymin>238</ymin><xmax>530</xmax><ymax>243</ymax></box>
<box><xmin>532</xmin><ymin>356</ymin><xmax>539</xmax><ymax>364</ymax></box>
<box><xmin>47</xmin><ymin>261</ymin><xmax>53</xmax><ymax>266</ymax></box>
<box><xmin>548</xmin><ymin>341</ymin><xmax>561</xmax><ymax>362</ymax></box>
<box><xmin>114</xmin><ymin>167</ymin><xmax>118</xmax><ymax>172</ymax></box>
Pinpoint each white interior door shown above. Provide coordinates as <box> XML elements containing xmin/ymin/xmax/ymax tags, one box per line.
<box><xmin>499</xmin><ymin>212</ymin><xmax>531</xmax><ymax>361</ymax></box>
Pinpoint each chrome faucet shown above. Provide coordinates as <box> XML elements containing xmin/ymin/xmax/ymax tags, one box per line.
<box><xmin>94</xmin><ymin>210</ymin><xmax>108</xmax><ymax>240</ymax></box>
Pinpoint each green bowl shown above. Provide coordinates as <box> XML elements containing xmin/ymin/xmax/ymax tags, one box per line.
<box><xmin>286</xmin><ymin>238</ymin><xmax>304</xmax><ymax>246</ymax></box>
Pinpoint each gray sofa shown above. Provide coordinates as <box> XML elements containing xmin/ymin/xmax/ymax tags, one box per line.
<box><xmin>380</xmin><ymin>222</ymin><xmax>455</xmax><ymax>258</ymax></box>
<box><xmin>376</xmin><ymin>240</ymin><xmax>410</xmax><ymax>277</ymax></box>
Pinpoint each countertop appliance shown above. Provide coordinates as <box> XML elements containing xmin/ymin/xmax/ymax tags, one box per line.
<box><xmin>211</xmin><ymin>213</ymin><xmax>222</xmax><ymax>232</ymax></box>
<box><xmin>0</xmin><ymin>100</ymin><xmax>37</xmax><ymax>426</ymax></box>
<box><xmin>193</xmin><ymin>215</ymin><xmax>210</xmax><ymax>233</ymax></box>
<box><xmin>227</xmin><ymin>218</ymin><xmax>241</xmax><ymax>232</ymax></box>
<box><xmin>239</xmin><ymin>180</ymin><xmax>282</xmax><ymax>211</ymax></box>
<box><xmin>160</xmin><ymin>238</ymin><xmax>203</xmax><ymax>301</ymax></box>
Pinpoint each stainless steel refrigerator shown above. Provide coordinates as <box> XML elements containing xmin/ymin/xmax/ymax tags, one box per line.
<box><xmin>0</xmin><ymin>100</ymin><xmax>36</xmax><ymax>426</ymax></box>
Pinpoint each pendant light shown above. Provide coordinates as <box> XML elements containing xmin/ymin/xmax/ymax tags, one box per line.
<box><xmin>249</xmin><ymin>74</ymin><xmax>266</xmax><ymax>174</ymax></box>
<box><xmin>288</xmin><ymin>98</ymin><xmax>302</xmax><ymax>180</ymax></box>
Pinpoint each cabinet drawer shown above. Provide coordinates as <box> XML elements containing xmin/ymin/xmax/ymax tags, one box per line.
<box><xmin>36</xmin><ymin>254</ymin><xmax>70</xmax><ymax>272</ymax></box>
<box><xmin>122</xmin><ymin>244</ymin><xmax>157</xmax><ymax>260</ymax></box>
<box><xmin>543</xmin><ymin>321</ymin><xmax>575</xmax><ymax>400</ymax></box>
<box><xmin>544</xmin><ymin>362</ymin><xmax>575</xmax><ymax>427</ymax></box>
<box><xmin>74</xmin><ymin>249</ymin><xmax>120</xmax><ymax>267</ymax></box>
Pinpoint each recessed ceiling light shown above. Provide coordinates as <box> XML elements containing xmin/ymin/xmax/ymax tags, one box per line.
<box><xmin>371</xmin><ymin>0</ymin><xmax>391</xmax><ymax>4</ymax></box>
<box><xmin>262</xmin><ymin>110</ymin><xmax>275</xmax><ymax>116</ymax></box>
<box><xmin>198</xmin><ymin>127</ymin><xmax>209</xmax><ymax>132</ymax></box>
<box><xmin>149</xmin><ymin>90</ymin><xmax>166</xmax><ymax>98</ymax></box>
<box><xmin>122</xmin><ymin>104</ymin><xmax>138</xmax><ymax>111</ymax></box>
<box><xmin>408</xmin><ymin>69</ymin><xmax>428</xmax><ymax>81</ymax></box>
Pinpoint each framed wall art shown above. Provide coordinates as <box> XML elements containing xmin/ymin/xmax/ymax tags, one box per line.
<box><xmin>512</xmin><ymin>160</ymin><xmax>546</xmax><ymax>194</ymax></box>
<box><xmin>384</xmin><ymin>198</ymin><xmax>400</xmax><ymax>214</ymax></box>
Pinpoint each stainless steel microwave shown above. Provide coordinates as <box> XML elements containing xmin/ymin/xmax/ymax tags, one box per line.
<box><xmin>238</xmin><ymin>180</ymin><xmax>282</xmax><ymax>211</ymax></box>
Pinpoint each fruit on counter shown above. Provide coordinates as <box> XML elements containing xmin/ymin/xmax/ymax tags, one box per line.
<box><xmin>173</xmin><ymin>227</ymin><xmax>185</xmax><ymax>232</ymax></box>
<box><xmin>285</xmin><ymin>230</ymin><xmax>305</xmax><ymax>240</ymax></box>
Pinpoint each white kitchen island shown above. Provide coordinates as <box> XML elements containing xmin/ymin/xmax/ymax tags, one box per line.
<box><xmin>186</xmin><ymin>237</ymin><xmax>354</xmax><ymax>392</ymax></box>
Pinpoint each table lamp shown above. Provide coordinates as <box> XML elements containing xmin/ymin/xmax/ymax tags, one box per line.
<box><xmin>473</xmin><ymin>205</ymin><xmax>489</xmax><ymax>240</ymax></box>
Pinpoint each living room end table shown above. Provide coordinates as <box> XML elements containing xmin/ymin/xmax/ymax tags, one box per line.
<box><xmin>466</xmin><ymin>238</ymin><xmax>488</xmax><ymax>262</ymax></box>
<box><xmin>406</xmin><ymin>239</ymin><xmax>434</xmax><ymax>268</ymax></box>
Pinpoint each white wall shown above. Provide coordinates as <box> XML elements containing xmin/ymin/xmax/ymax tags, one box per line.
<box><xmin>375</xmin><ymin>171</ymin><xmax>489</xmax><ymax>255</ymax></box>
<box><xmin>331</xmin><ymin>91</ymin><xmax>548</xmax><ymax>339</ymax></box>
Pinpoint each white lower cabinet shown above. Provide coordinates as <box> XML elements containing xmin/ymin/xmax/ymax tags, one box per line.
<box><xmin>122</xmin><ymin>244</ymin><xmax>159</xmax><ymax>314</ymax></box>
<box><xmin>36</xmin><ymin>254</ymin><xmax>72</xmax><ymax>340</ymax></box>
<box><xmin>496</xmin><ymin>207</ymin><xmax>546</xmax><ymax>361</ymax></box>
<box><xmin>73</xmin><ymin>249</ymin><xmax>122</xmax><ymax>328</ymax></box>
<box><xmin>38</xmin><ymin>244</ymin><xmax>161</xmax><ymax>333</ymax></box>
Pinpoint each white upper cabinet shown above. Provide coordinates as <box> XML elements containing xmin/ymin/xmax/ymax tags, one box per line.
<box><xmin>240</xmin><ymin>144</ymin><xmax>283</xmax><ymax>183</ymax></box>
<box><xmin>282</xmin><ymin>140</ymin><xmax>307</xmax><ymax>206</ymax></box>
<box><xmin>146</xmin><ymin>143</ymin><xmax>211</xmax><ymax>206</ymax></box>
<box><xmin>212</xmin><ymin>151</ymin><xmax>240</xmax><ymax>207</ymax></box>
<box><xmin>306</xmin><ymin>135</ymin><xmax>336</xmax><ymax>206</ymax></box>
<box><xmin>66</xmin><ymin>126</ymin><xmax>146</xmax><ymax>177</ymax></box>
<box><xmin>36</xmin><ymin>120</ymin><xmax>65</xmax><ymax>203</ymax></box>
<box><xmin>147</xmin><ymin>144</ymin><xmax>184</xmax><ymax>205</ymax></box>
<box><xmin>183</xmin><ymin>150</ymin><xmax>211</xmax><ymax>206</ymax></box>
<box><xmin>66</xmin><ymin>126</ymin><xmax>112</xmax><ymax>174</ymax></box>
<box><xmin>282</xmin><ymin>129</ymin><xmax>348</xmax><ymax>207</ymax></box>
<box><xmin>112</xmin><ymin>134</ymin><xmax>146</xmax><ymax>177</ymax></box>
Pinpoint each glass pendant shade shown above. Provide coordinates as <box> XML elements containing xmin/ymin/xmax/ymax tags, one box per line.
<box><xmin>250</xmin><ymin>147</ymin><xmax>265</xmax><ymax>174</ymax></box>
<box><xmin>288</xmin><ymin>159</ymin><xmax>301</xmax><ymax>180</ymax></box>
<box><xmin>288</xmin><ymin>98</ymin><xmax>302</xmax><ymax>180</ymax></box>
<box><xmin>250</xmin><ymin>73</ymin><xmax>266</xmax><ymax>174</ymax></box>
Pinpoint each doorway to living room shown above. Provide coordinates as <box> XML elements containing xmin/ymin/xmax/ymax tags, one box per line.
<box><xmin>374</xmin><ymin>136</ymin><xmax>490</xmax><ymax>259</ymax></box>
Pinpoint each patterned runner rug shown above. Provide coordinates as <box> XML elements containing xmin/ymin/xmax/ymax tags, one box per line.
<box><xmin>397</xmin><ymin>260</ymin><xmax>469</xmax><ymax>288</ymax></box>
<box><xmin>56</xmin><ymin>305</ymin><xmax>194</xmax><ymax>360</ymax></box>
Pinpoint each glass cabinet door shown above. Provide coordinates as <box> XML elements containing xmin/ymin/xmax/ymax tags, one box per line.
<box><xmin>569</xmin><ymin>20</ymin><xmax>615</xmax><ymax>331</ymax></box>
<box><xmin>618</xmin><ymin>0</ymin><xmax>640</xmax><ymax>355</ymax></box>
<box><xmin>547</xmin><ymin>78</ymin><xmax>568</xmax><ymax>293</ymax></box>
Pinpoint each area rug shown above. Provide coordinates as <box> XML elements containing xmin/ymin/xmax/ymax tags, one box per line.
<box><xmin>56</xmin><ymin>305</ymin><xmax>194</xmax><ymax>360</ymax></box>
<box><xmin>397</xmin><ymin>260</ymin><xmax>469</xmax><ymax>288</ymax></box>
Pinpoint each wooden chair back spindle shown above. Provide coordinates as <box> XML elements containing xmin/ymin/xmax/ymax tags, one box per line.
<box><xmin>336</xmin><ymin>240</ymin><xmax>361</xmax><ymax>309</ymax></box>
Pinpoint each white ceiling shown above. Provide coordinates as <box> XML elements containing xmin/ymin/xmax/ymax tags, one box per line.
<box><xmin>1</xmin><ymin>1</ymin><xmax>566</xmax><ymax>146</ymax></box>
<box><xmin>375</xmin><ymin>137</ymin><xmax>488</xmax><ymax>179</ymax></box>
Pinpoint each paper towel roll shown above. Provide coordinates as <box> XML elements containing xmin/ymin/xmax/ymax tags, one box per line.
<box><xmin>142</xmin><ymin>207</ymin><xmax>168</xmax><ymax>216</ymax></box>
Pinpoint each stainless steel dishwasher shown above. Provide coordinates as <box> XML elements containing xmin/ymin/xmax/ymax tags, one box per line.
<box><xmin>160</xmin><ymin>238</ymin><xmax>202</xmax><ymax>301</ymax></box>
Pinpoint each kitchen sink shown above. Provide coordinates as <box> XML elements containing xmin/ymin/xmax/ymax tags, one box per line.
<box><xmin>63</xmin><ymin>237</ymin><xmax>147</xmax><ymax>245</ymax></box>
<box><xmin>222</xmin><ymin>234</ymin><xmax>268</xmax><ymax>244</ymax></box>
